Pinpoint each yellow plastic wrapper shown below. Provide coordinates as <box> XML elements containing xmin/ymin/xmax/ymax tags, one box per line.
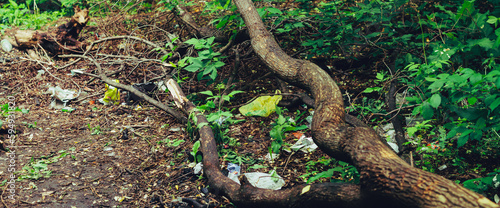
<box><xmin>239</xmin><ymin>94</ymin><xmax>282</xmax><ymax>117</ymax></box>
<box><xmin>103</xmin><ymin>80</ymin><xmax>120</xmax><ymax>105</ymax></box>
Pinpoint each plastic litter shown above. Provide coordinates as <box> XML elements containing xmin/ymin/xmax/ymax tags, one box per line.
<box><xmin>125</xmin><ymin>82</ymin><xmax>157</xmax><ymax>105</ymax></box>
<box><xmin>61</xmin><ymin>107</ymin><xmax>75</xmax><ymax>113</ymax></box>
<box><xmin>36</xmin><ymin>70</ymin><xmax>45</xmax><ymax>79</ymax></box>
<box><xmin>1</xmin><ymin>39</ymin><xmax>12</xmax><ymax>52</ymax></box>
<box><xmin>239</xmin><ymin>94</ymin><xmax>282</xmax><ymax>117</ymax></box>
<box><xmin>244</xmin><ymin>170</ymin><xmax>285</xmax><ymax>190</ymax></box>
<box><xmin>69</xmin><ymin>69</ymin><xmax>84</xmax><ymax>76</ymax></box>
<box><xmin>156</xmin><ymin>81</ymin><xmax>167</xmax><ymax>92</ymax></box>
<box><xmin>193</xmin><ymin>162</ymin><xmax>203</xmax><ymax>175</ymax></box>
<box><xmin>99</xmin><ymin>80</ymin><xmax>121</xmax><ymax>105</ymax></box>
<box><xmin>387</xmin><ymin>142</ymin><xmax>399</xmax><ymax>153</ymax></box>
<box><xmin>438</xmin><ymin>164</ymin><xmax>447</xmax><ymax>171</ymax></box>
<box><xmin>46</xmin><ymin>86</ymin><xmax>78</xmax><ymax>103</ymax></box>
<box><xmin>227</xmin><ymin>163</ymin><xmax>241</xmax><ymax>184</ymax></box>
<box><xmin>263</xmin><ymin>153</ymin><xmax>280</xmax><ymax>163</ymax></box>
<box><xmin>283</xmin><ymin>135</ymin><xmax>318</xmax><ymax>153</ymax></box>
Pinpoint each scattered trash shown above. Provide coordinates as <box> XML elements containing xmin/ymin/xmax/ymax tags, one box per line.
<box><xmin>263</xmin><ymin>153</ymin><xmax>280</xmax><ymax>163</ymax></box>
<box><xmin>36</xmin><ymin>70</ymin><xmax>45</xmax><ymax>79</ymax></box>
<box><xmin>46</xmin><ymin>86</ymin><xmax>78</xmax><ymax>103</ymax></box>
<box><xmin>120</xmin><ymin>128</ymin><xmax>129</xmax><ymax>140</ymax></box>
<box><xmin>68</xmin><ymin>69</ymin><xmax>84</xmax><ymax>76</ymax></box>
<box><xmin>169</xmin><ymin>127</ymin><xmax>182</xmax><ymax>132</ymax></box>
<box><xmin>200</xmin><ymin>187</ymin><xmax>209</xmax><ymax>194</ymax></box>
<box><xmin>99</xmin><ymin>80</ymin><xmax>120</xmax><ymax>105</ymax></box>
<box><xmin>193</xmin><ymin>162</ymin><xmax>203</xmax><ymax>175</ymax></box>
<box><xmin>283</xmin><ymin>135</ymin><xmax>318</xmax><ymax>153</ymax></box>
<box><xmin>156</xmin><ymin>81</ymin><xmax>167</xmax><ymax>92</ymax></box>
<box><xmin>305</xmin><ymin>111</ymin><xmax>314</xmax><ymax>128</ymax></box>
<box><xmin>387</xmin><ymin>142</ymin><xmax>399</xmax><ymax>153</ymax></box>
<box><xmin>61</xmin><ymin>107</ymin><xmax>75</xmax><ymax>113</ymax></box>
<box><xmin>50</xmin><ymin>100</ymin><xmax>65</xmax><ymax>109</ymax></box>
<box><xmin>1</xmin><ymin>39</ymin><xmax>12</xmax><ymax>52</ymax></box>
<box><xmin>104</xmin><ymin>147</ymin><xmax>113</xmax><ymax>151</ymax></box>
<box><xmin>438</xmin><ymin>164</ymin><xmax>447</xmax><ymax>171</ymax></box>
<box><xmin>227</xmin><ymin>163</ymin><xmax>241</xmax><ymax>184</ymax></box>
<box><xmin>107</xmin><ymin>152</ymin><xmax>116</xmax><ymax>157</ymax></box>
<box><xmin>46</xmin><ymin>86</ymin><xmax>79</xmax><ymax>110</ymax></box>
<box><xmin>239</xmin><ymin>94</ymin><xmax>282</xmax><ymax>117</ymax></box>
<box><xmin>125</xmin><ymin>82</ymin><xmax>157</xmax><ymax>105</ymax></box>
<box><xmin>244</xmin><ymin>170</ymin><xmax>285</xmax><ymax>190</ymax></box>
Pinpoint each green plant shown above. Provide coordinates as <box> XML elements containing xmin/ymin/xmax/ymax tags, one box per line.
<box><xmin>158</xmin><ymin>138</ymin><xmax>185</xmax><ymax>147</ymax></box>
<box><xmin>17</xmin><ymin>149</ymin><xmax>69</xmax><ymax>181</ymax></box>
<box><xmin>23</xmin><ymin>121</ymin><xmax>37</xmax><ymax>129</ymax></box>
<box><xmin>461</xmin><ymin>169</ymin><xmax>500</xmax><ymax>199</ymax></box>
<box><xmin>87</xmin><ymin>124</ymin><xmax>102</xmax><ymax>135</ymax></box>
<box><xmin>182</xmin><ymin>37</ymin><xmax>226</xmax><ymax>81</ymax></box>
<box><xmin>190</xmin><ymin>140</ymin><xmax>202</xmax><ymax>163</ymax></box>
<box><xmin>0</xmin><ymin>0</ymin><xmax>66</xmax><ymax>32</ymax></box>
<box><xmin>0</xmin><ymin>103</ymin><xmax>29</xmax><ymax>128</ymax></box>
<box><xmin>268</xmin><ymin>107</ymin><xmax>309</xmax><ymax>154</ymax></box>
<box><xmin>300</xmin><ymin>157</ymin><xmax>359</xmax><ymax>184</ymax></box>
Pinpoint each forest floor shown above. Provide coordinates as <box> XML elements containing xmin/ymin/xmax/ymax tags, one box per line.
<box><xmin>0</xmin><ymin>5</ymin><xmax>355</xmax><ymax>208</ymax></box>
<box><xmin>2</xmin><ymin>1</ymin><xmax>494</xmax><ymax>207</ymax></box>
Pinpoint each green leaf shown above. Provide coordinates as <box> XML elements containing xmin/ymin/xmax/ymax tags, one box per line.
<box><xmin>307</xmin><ymin>168</ymin><xmax>335</xmax><ymax>183</ymax></box>
<box><xmin>421</xmin><ymin>102</ymin><xmax>434</xmax><ymax>120</ymax></box>
<box><xmin>203</xmin><ymin>37</ymin><xmax>214</xmax><ymax>46</ymax></box>
<box><xmin>184</xmin><ymin>65</ymin><xmax>199</xmax><ymax>72</ymax></box>
<box><xmin>184</xmin><ymin>38</ymin><xmax>200</xmax><ymax>46</ymax></box>
<box><xmin>467</xmin><ymin>97</ymin><xmax>478</xmax><ymax>105</ymax></box>
<box><xmin>429</xmin><ymin>94</ymin><xmax>441</xmax><ymax>108</ymax></box>
<box><xmin>227</xmin><ymin>90</ymin><xmax>244</xmax><ymax>97</ymax></box>
<box><xmin>172</xmin><ymin>139</ymin><xmax>184</xmax><ymax>146</ymax></box>
<box><xmin>376</xmin><ymin>72</ymin><xmax>385</xmax><ymax>80</ymax></box>
<box><xmin>490</xmin><ymin>98</ymin><xmax>500</xmax><ymax>111</ymax></box>
<box><xmin>469</xmin><ymin>73</ymin><xmax>483</xmax><ymax>84</ymax></box>
<box><xmin>191</xmin><ymin>141</ymin><xmax>200</xmax><ymax>156</ymax></box>
<box><xmin>457</xmin><ymin>134</ymin><xmax>469</xmax><ymax>148</ymax></box>
<box><xmin>267</xmin><ymin>7</ymin><xmax>282</xmax><ymax>15</ymax></box>
<box><xmin>428</xmin><ymin>80</ymin><xmax>445</xmax><ymax>92</ymax></box>
<box><xmin>199</xmin><ymin>91</ymin><xmax>214</xmax><ymax>96</ymax></box>
<box><xmin>487</xmin><ymin>16</ymin><xmax>498</xmax><ymax>26</ymax></box>
<box><xmin>363</xmin><ymin>87</ymin><xmax>381</xmax><ymax>93</ymax></box>
<box><xmin>468</xmin><ymin>38</ymin><xmax>494</xmax><ymax>50</ymax></box>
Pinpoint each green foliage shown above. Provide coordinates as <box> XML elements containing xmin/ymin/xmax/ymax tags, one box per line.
<box><xmin>269</xmin><ymin>107</ymin><xmax>308</xmax><ymax>154</ymax></box>
<box><xmin>157</xmin><ymin>138</ymin><xmax>185</xmax><ymax>147</ymax></box>
<box><xmin>300</xmin><ymin>157</ymin><xmax>359</xmax><ymax>184</ymax></box>
<box><xmin>181</xmin><ymin>37</ymin><xmax>226</xmax><ymax>82</ymax></box>
<box><xmin>87</xmin><ymin>124</ymin><xmax>102</xmax><ymax>135</ymax></box>
<box><xmin>190</xmin><ymin>140</ymin><xmax>202</xmax><ymax>163</ymax></box>
<box><xmin>0</xmin><ymin>0</ymin><xmax>65</xmax><ymax>32</ymax></box>
<box><xmin>461</xmin><ymin>169</ymin><xmax>500</xmax><ymax>196</ymax></box>
<box><xmin>0</xmin><ymin>103</ymin><xmax>29</xmax><ymax>128</ymax></box>
<box><xmin>17</xmin><ymin>150</ymin><xmax>69</xmax><ymax>181</ymax></box>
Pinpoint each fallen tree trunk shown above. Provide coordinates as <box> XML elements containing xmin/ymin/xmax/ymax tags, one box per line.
<box><xmin>14</xmin><ymin>6</ymin><xmax>89</xmax><ymax>54</ymax></box>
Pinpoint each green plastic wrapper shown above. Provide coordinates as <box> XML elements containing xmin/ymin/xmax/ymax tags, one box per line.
<box><xmin>239</xmin><ymin>95</ymin><xmax>282</xmax><ymax>117</ymax></box>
